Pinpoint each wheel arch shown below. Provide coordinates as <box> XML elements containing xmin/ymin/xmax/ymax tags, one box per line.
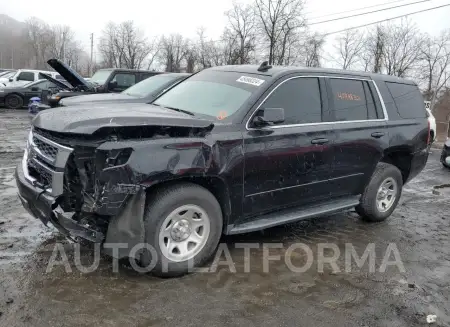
<box><xmin>380</xmin><ymin>147</ymin><xmax>413</xmax><ymax>184</ymax></box>
<box><xmin>144</xmin><ymin>176</ymin><xmax>232</xmax><ymax>230</ymax></box>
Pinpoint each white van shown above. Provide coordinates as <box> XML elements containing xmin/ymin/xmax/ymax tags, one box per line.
<box><xmin>0</xmin><ymin>69</ymin><xmax>65</xmax><ymax>87</ymax></box>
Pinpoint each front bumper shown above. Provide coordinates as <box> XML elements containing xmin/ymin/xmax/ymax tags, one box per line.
<box><xmin>15</xmin><ymin>161</ymin><xmax>105</xmax><ymax>242</ymax></box>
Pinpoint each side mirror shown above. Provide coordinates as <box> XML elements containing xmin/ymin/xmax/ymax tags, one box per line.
<box><xmin>31</xmin><ymin>87</ymin><xmax>39</xmax><ymax>92</ymax></box>
<box><xmin>8</xmin><ymin>78</ymin><xmax>13</xmax><ymax>82</ymax></box>
<box><xmin>253</xmin><ymin>108</ymin><xmax>285</xmax><ymax>127</ymax></box>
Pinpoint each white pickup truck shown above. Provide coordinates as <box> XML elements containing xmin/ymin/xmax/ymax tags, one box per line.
<box><xmin>0</xmin><ymin>69</ymin><xmax>64</xmax><ymax>88</ymax></box>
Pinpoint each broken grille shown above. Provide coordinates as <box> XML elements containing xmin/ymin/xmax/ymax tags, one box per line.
<box><xmin>27</xmin><ymin>158</ymin><xmax>53</xmax><ymax>187</ymax></box>
<box><xmin>33</xmin><ymin>136</ymin><xmax>58</xmax><ymax>160</ymax></box>
<box><xmin>23</xmin><ymin>129</ymin><xmax>73</xmax><ymax>196</ymax></box>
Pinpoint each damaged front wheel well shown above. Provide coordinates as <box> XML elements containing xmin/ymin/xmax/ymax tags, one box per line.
<box><xmin>144</xmin><ymin>177</ymin><xmax>231</xmax><ymax>230</ymax></box>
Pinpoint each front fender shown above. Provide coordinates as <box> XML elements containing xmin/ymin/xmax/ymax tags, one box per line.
<box><xmin>97</xmin><ymin>137</ymin><xmax>216</xmax><ymax>188</ymax></box>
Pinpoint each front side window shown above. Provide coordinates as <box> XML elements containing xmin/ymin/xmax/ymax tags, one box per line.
<box><xmin>27</xmin><ymin>80</ymin><xmax>45</xmax><ymax>90</ymax></box>
<box><xmin>111</xmin><ymin>73</ymin><xmax>136</xmax><ymax>89</ymax></box>
<box><xmin>90</xmin><ymin>70</ymin><xmax>112</xmax><ymax>85</ymax></box>
<box><xmin>17</xmin><ymin>72</ymin><xmax>35</xmax><ymax>82</ymax></box>
<box><xmin>329</xmin><ymin>79</ymin><xmax>370</xmax><ymax>121</ymax></box>
<box><xmin>261</xmin><ymin>77</ymin><xmax>322</xmax><ymax>125</ymax></box>
<box><xmin>154</xmin><ymin>70</ymin><xmax>268</xmax><ymax>120</ymax></box>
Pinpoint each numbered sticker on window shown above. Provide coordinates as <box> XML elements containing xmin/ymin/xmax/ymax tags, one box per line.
<box><xmin>336</xmin><ymin>92</ymin><xmax>361</xmax><ymax>101</ymax></box>
<box><xmin>236</xmin><ymin>76</ymin><xmax>265</xmax><ymax>87</ymax></box>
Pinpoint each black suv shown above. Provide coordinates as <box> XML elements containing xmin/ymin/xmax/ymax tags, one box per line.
<box><xmin>16</xmin><ymin>64</ymin><xmax>430</xmax><ymax>277</ymax></box>
<box><xmin>45</xmin><ymin>59</ymin><xmax>162</xmax><ymax>107</ymax></box>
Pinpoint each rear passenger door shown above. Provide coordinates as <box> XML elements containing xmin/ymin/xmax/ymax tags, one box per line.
<box><xmin>243</xmin><ymin>76</ymin><xmax>336</xmax><ymax>216</ymax></box>
<box><xmin>326</xmin><ymin>77</ymin><xmax>389</xmax><ymax>197</ymax></box>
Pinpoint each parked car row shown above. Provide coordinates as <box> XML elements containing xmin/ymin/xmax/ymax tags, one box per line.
<box><xmin>0</xmin><ymin>59</ymin><xmax>169</xmax><ymax>109</ymax></box>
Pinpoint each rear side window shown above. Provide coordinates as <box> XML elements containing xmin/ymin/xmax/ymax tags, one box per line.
<box><xmin>329</xmin><ymin>79</ymin><xmax>373</xmax><ymax>121</ymax></box>
<box><xmin>262</xmin><ymin>77</ymin><xmax>322</xmax><ymax>124</ymax></box>
<box><xmin>385</xmin><ymin>82</ymin><xmax>425</xmax><ymax>119</ymax></box>
<box><xmin>17</xmin><ymin>72</ymin><xmax>34</xmax><ymax>82</ymax></box>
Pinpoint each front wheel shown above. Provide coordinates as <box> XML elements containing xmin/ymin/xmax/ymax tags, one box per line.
<box><xmin>5</xmin><ymin>94</ymin><xmax>24</xmax><ymax>109</ymax></box>
<box><xmin>356</xmin><ymin>162</ymin><xmax>403</xmax><ymax>222</ymax></box>
<box><xmin>140</xmin><ymin>183</ymin><xmax>223</xmax><ymax>277</ymax></box>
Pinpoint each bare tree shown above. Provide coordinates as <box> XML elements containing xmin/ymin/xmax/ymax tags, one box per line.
<box><xmin>419</xmin><ymin>30</ymin><xmax>450</xmax><ymax>106</ymax></box>
<box><xmin>334</xmin><ymin>30</ymin><xmax>365</xmax><ymax>70</ymax></box>
<box><xmin>25</xmin><ymin>17</ymin><xmax>52</xmax><ymax>69</ymax></box>
<box><xmin>98</xmin><ymin>21</ymin><xmax>158</xmax><ymax>69</ymax></box>
<box><xmin>255</xmin><ymin>0</ymin><xmax>306</xmax><ymax>65</ymax></box>
<box><xmin>302</xmin><ymin>32</ymin><xmax>325</xmax><ymax>67</ymax></box>
<box><xmin>158</xmin><ymin>34</ymin><xmax>189</xmax><ymax>72</ymax></box>
<box><xmin>360</xmin><ymin>25</ymin><xmax>386</xmax><ymax>73</ymax></box>
<box><xmin>382</xmin><ymin>19</ymin><xmax>424</xmax><ymax>77</ymax></box>
<box><xmin>225</xmin><ymin>1</ymin><xmax>256</xmax><ymax>64</ymax></box>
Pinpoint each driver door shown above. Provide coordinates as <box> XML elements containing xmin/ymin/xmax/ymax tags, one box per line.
<box><xmin>242</xmin><ymin>76</ymin><xmax>336</xmax><ymax>217</ymax></box>
<box><xmin>23</xmin><ymin>81</ymin><xmax>47</xmax><ymax>103</ymax></box>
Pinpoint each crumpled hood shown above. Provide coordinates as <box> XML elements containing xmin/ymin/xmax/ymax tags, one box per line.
<box><xmin>32</xmin><ymin>103</ymin><xmax>214</xmax><ymax>134</ymax></box>
<box><xmin>61</xmin><ymin>93</ymin><xmax>138</xmax><ymax>106</ymax></box>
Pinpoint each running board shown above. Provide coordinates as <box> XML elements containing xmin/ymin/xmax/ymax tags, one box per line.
<box><xmin>227</xmin><ymin>196</ymin><xmax>360</xmax><ymax>235</ymax></box>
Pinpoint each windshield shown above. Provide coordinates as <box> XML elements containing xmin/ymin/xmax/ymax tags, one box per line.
<box><xmin>123</xmin><ymin>74</ymin><xmax>183</xmax><ymax>98</ymax></box>
<box><xmin>90</xmin><ymin>70</ymin><xmax>112</xmax><ymax>85</ymax></box>
<box><xmin>153</xmin><ymin>71</ymin><xmax>267</xmax><ymax>120</ymax></box>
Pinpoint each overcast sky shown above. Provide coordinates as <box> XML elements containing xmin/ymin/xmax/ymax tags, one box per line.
<box><xmin>2</xmin><ymin>0</ymin><xmax>450</xmax><ymax>57</ymax></box>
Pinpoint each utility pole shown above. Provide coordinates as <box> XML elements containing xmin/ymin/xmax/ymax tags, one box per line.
<box><xmin>90</xmin><ymin>33</ymin><xmax>94</xmax><ymax>76</ymax></box>
<box><xmin>62</xmin><ymin>31</ymin><xmax>67</xmax><ymax>62</ymax></box>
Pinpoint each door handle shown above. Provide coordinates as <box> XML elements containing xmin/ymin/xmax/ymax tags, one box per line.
<box><xmin>311</xmin><ymin>138</ymin><xmax>329</xmax><ymax>145</ymax></box>
<box><xmin>371</xmin><ymin>132</ymin><xmax>385</xmax><ymax>138</ymax></box>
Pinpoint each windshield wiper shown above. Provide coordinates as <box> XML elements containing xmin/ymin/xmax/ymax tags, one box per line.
<box><xmin>153</xmin><ymin>103</ymin><xmax>195</xmax><ymax>116</ymax></box>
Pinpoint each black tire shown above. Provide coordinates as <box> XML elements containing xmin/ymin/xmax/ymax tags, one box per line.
<box><xmin>356</xmin><ymin>162</ymin><xmax>403</xmax><ymax>222</ymax></box>
<box><xmin>140</xmin><ymin>183</ymin><xmax>223</xmax><ymax>277</ymax></box>
<box><xmin>5</xmin><ymin>94</ymin><xmax>24</xmax><ymax>109</ymax></box>
<box><xmin>441</xmin><ymin>150</ymin><xmax>450</xmax><ymax>169</ymax></box>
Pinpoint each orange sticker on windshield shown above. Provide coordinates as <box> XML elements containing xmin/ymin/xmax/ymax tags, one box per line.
<box><xmin>217</xmin><ymin>111</ymin><xmax>228</xmax><ymax>120</ymax></box>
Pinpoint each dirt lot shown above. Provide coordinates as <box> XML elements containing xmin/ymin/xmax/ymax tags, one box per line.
<box><xmin>0</xmin><ymin>109</ymin><xmax>449</xmax><ymax>327</ymax></box>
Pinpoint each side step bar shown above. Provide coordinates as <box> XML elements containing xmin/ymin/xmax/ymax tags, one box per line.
<box><xmin>227</xmin><ymin>195</ymin><xmax>360</xmax><ymax>235</ymax></box>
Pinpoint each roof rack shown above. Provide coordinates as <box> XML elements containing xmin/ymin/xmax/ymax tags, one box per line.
<box><xmin>257</xmin><ymin>61</ymin><xmax>272</xmax><ymax>72</ymax></box>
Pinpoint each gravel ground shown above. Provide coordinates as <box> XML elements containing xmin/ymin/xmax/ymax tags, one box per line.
<box><xmin>0</xmin><ymin>109</ymin><xmax>448</xmax><ymax>327</ymax></box>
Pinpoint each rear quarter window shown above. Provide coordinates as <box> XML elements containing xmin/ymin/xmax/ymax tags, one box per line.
<box><xmin>385</xmin><ymin>82</ymin><xmax>425</xmax><ymax>119</ymax></box>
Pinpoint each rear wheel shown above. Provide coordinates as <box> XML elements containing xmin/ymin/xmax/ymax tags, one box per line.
<box><xmin>140</xmin><ymin>183</ymin><xmax>223</xmax><ymax>277</ymax></box>
<box><xmin>356</xmin><ymin>162</ymin><xmax>403</xmax><ymax>222</ymax></box>
<box><xmin>5</xmin><ymin>94</ymin><xmax>24</xmax><ymax>109</ymax></box>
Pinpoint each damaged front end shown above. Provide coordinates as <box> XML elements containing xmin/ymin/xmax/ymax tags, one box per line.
<box><xmin>16</xmin><ymin>122</ymin><xmax>213</xmax><ymax>259</ymax></box>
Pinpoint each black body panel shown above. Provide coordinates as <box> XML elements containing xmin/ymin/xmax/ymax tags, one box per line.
<box><xmin>16</xmin><ymin>65</ymin><xmax>429</xmax><ymax>253</ymax></box>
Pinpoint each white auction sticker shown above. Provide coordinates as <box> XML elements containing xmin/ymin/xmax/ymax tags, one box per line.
<box><xmin>236</xmin><ymin>76</ymin><xmax>265</xmax><ymax>86</ymax></box>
